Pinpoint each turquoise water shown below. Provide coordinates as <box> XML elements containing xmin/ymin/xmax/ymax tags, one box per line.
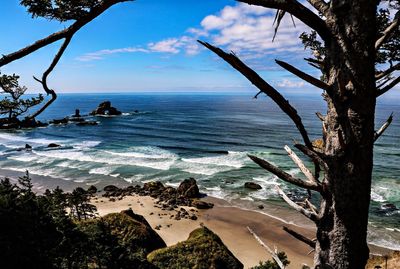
<box><xmin>0</xmin><ymin>93</ymin><xmax>398</xmax><ymax>249</ymax></box>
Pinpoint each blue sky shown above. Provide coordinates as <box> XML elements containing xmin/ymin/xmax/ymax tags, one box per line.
<box><xmin>0</xmin><ymin>0</ymin><xmax>372</xmax><ymax>95</ymax></box>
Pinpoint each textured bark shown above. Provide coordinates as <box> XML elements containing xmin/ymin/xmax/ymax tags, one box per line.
<box><xmin>314</xmin><ymin>1</ymin><xmax>377</xmax><ymax>268</ymax></box>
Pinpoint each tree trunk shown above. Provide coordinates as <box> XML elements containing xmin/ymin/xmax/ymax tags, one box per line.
<box><xmin>315</xmin><ymin>2</ymin><xmax>377</xmax><ymax>268</ymax></box>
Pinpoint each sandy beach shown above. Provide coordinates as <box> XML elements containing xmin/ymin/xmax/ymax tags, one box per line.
<box><xmin>94</xmin><ymin>194</ymin><xmax>315</xmax><ymax>268</ymax></box>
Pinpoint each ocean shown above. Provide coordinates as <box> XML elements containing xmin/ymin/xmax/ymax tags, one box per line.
<box><xmin>0</xmin><ymin>93</ymin><xmax>398</xmax><ymax>250</ymax></box>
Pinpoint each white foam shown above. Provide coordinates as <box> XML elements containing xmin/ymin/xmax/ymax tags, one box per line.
<box><xmin>181</xmin><ymin>151</ymin><xmax>248</xmax><ymax>168</ymax></box>
<box><xmin>89</xmin><ymin>167</ymin><xmax>115</xmax><ymax>176</ymax></box>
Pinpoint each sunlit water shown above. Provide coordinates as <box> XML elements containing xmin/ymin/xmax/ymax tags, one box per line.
<box><xmin>0</xmin><ymin>93</ymin><xmax>398</xmax><ymax>250</ymax></box>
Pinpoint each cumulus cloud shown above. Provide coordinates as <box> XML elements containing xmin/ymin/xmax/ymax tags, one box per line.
<box><xmin>76</xmin><ymin>3</ymin><xmax>310</xmax><ymax>62</ymax></box>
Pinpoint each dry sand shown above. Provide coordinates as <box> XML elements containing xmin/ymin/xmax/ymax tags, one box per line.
<box><xmin>94</xmin><ymin>195</ymin><xmax>315</xmax><ymax>268</ymax></box>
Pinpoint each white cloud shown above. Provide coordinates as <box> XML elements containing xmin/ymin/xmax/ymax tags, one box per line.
<box><xmin>76</xmin><ymin>47</ymin><xmax>149</xmax><ymax>61</ymax></box>
<box><xmin>76</xmin><ymin>3</ymin><xmax>310</xmax><ymax>63</ymax></box>
<box><xmin>276</xmin><ymin>79</ymin><xmax>305</xmax><ymax>88</ymax></box>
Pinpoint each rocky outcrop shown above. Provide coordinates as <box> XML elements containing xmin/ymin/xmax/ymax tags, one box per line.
<box><xmin>90</xmin><ymin>101</ymin><xmax>122</xmax><ymax>116</ymax></box>
<box><xmin>192</xmin><ymin>200</ymin><xmax>214</xmax><ymax>209</ymax></box>
<box><xmin>47</xmin><ymin>143</ymin><xmax>61</xmax><ymax>148</ymax></box>
<box><xmin>147</xmin><ymin>226</ymin><xmax>243</xmax><ymax>269</ymax></box>
<box><xmin>244</xmin><ymin>182</ymin><xmax>262</xmax><ymax>190</ymax></box>
<box><xmin>177</xmin><ymin>178</ymin><xmax>200</xmax><ymax>198</ymax></box>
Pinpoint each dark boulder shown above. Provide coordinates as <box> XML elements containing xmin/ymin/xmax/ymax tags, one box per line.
<box><xmin>192</xmin><ymin>200</ymin><xmax>214</xmax><ymax>209</ymax></box>
<box><xmin>47</xmin><ymin>143</ymin><xmax>61</xmax><ymax>148</ymax></box>
<box><xmin>177</xmin><ymin>178</ymin><xmax>200</xmax><ymax>198</ymax></box>
<box><xmin>244</xmin><ymin>182</ymin><xmax>262</xmax><ymax>190</ymax></box>
<box><xmin>25</xmin><ymin>144</ymin><xmax>32</xmax><ymax>150</ymax></box>
<box><xmin>90</xmin><ymin>101</ymin><xmax>122</xmax><ymax>116</ymax></box>
<box><xmin>104</xmin><ymin>185</ymin><xmax>120</xmax><ymax>192</ymax></box>
<box><xmin>87</xmin><ymin>185</ymin><xmax>97</xmax><ymax>194</ymax></box>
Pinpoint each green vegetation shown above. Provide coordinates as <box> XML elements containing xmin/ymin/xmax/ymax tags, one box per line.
<box><xmin>251</xmin><ymin>252</ymin><xmax>290</xmax><ymax>269</ymax></box>
<box><xmin>0</xmin><ymin>172</ymin><xmax>163</xmax><ymax>269</ymax></box>
<box><xmin>147</xmin><ymin>226</ymin><xmax>243</xmax><ymax>269</ymax></box>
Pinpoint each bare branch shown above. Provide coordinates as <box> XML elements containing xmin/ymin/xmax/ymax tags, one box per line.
<box><xmin>275</xmin><ymin>59</ymin><xmax>330</xmax><ymax>91</ymax></box>
<box><xmin>377</xmin><ymin>76</ymin><xmax>400</xmax><ymax>97</ymax></box>
<box><xmin>305</xmin><ymin>198</ymin><xmax>319</xmax><ymax>215</ymax></box>
<box><xmin>284</xmin><ymin>145</ymin><xmax>320</xmax><ymax>185</ymax></box>
<box><xmin>28</xmin><ymin>36</ymin><xmax>73</xmax><ymax>119</ymax></box>
<box><xmin>277</xmin><ymin>186</ymin><xmax>319</xmax><ymax>222</ymax></box>
<box><xmin>248</xmin><ymin>154</ymin><xmax>321</xmax><ymax>192</ymax></box>
<box><xmin>374</xmin><ymin>113</ymin><xmax>393</xmax><ymax>142</ymax></box>
<box><xmin>247</xmin><ymin>226</ymin><xmax>286</xmax><ymax>269</ymax></box>
<box><xmin>316</xmin><ymin>112</ymin><xmax>325</xmax><ymax>121</ymax></box>
<box><xmin>0</xmin><ymin>0</ymin><xmax>133</xmax><ymax>67</ymax></box>
<box><xmin>294</xmin><ymin>144</ymin><xmax>328</xmax><ymax>170</ymax></box>
<box><xmin>375</xmin><ymin>11</ymin><xmax>400</xmax><ymax>50</ymax></box>
<box><xmin>375</xmin><ymin>63</ymin><xmax>400</xmax><ymax>80</ymax></box>
<box><xmin>238</xmin><ymin>0</ymin><xmax>331</xmax><ymax>42</ymax></box>
<box><xmin>199</xmin><ymin>41</ymin><xmax>313</xmax><ymax>148</ymax></box>
<box><xmin>283</xmin><ymin>226</ymin><xmax>316</xmax><ymax>248</ymax></box>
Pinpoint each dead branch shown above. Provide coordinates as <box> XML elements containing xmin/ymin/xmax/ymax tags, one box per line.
<box><xmin>316</xmin><ymin>112</ymin><xmax>325</xmax><ymax>121</ymax></box>
<box><xmin>377</xmin><ymin>76</ymin><xmax>400</xmax><ymax>97</ymax></box>
<box><xmin>247</xmin><ymin>226</ymin><xmax>286</xmax><ymax>269</ymax></box>
<box><xmin>0</xmin><ymin>0</ymin><xmax>133</xmax><ymax>68</ymax></box>
<box><xmin>294</xmin><ymin>144</ymin><xmax>327</xmax><ymax>170</ymax></box>
<box><xmin>375</xmin><ymin>11</ymin><xmax>400</xmax><ymax>50</ymax></box>
<box><xmin>374</xmin><ymin>113</ymin><xmax>393</xmax><ymax>142</ymax></box>
<box><xmin>248</xmin><ymin>154</ymin><xmax>321</xmax><ymax>192</ymax></box>
<box><xmin>284</xmin><ymin>145</ymin><xmax>319</xmax><ymax>185</ymax></box>
<box><xmin>283</xmin><ymin>226</ymin><xmax>316</xmax><ymax>248</ymax></box>
<box><xmin>375</xmin><ymin>63</ymin><xmax>400</xmax><ymax>80</ymax></box>
<box><xmin>275</xmin><ymin>59</ymin><xmax>329</xmax><ymax>91</ymax></box>
<box><xmin>305</xmin><ymin>198</ymin><xmax>319</xmax><ymax>214</ymax></box>
<box><xmin>198</xmin><ymin>40</ymin><xmax>313</xmax><ymax>149</ymax></box>
<box><xmin>277</xmin><ymin>186</ymin><xmax>319</xmax><ymax>222</ymax></box>
<box><xmin>238</xmin><ymin>0</ymin><xmax>331</xmax><ymax>42</ymax></box>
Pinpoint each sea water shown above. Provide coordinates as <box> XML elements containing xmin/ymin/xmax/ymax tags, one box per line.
<box><xmin>0</xmin><ymin>93</ymin><xmax>398</xmax><ymax>250</ymax></box>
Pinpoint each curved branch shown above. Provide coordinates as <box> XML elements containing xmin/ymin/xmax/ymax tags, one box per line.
<box><xmin>248</xmin><ymin>154</ymin><xmax>321</xmax><ymax>192</ymax></box>
<box><xmin>238</xmin><ymin>0</ymin><xmax>331</xmax><ymax>42</ymax></box>
<box><xmin>199</xmin><ymin>41</ymin><xmax>313</xmax><ymax>148</ymax></box>
<box><xmin>28</xmin><ymin>36</ymin><xmax>73</xmax><ymax>119</ymax></box>
<box><xmin>294</xmin><ymin>144</ymin><xmax>327</xmax><ymax>170</ymax></box>
<box><xmin>0</xmin><ymin>0</ymin><xmax>133</xmax><ymax>67</ymax></box>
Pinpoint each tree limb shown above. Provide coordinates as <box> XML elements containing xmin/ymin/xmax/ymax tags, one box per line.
<box><xmin>375</xmin><ymin>10</ymin><xmax>400</xmax><ymax>50</ymax></box>
<box><xmin>0</xmin><ymin>0</ymin><xmax>133</xmax><ymax>67</ymax></box>
<box><xmin>294</xmin><ymin>144</ymin><xmax>327</xmax><ymax>171</ymax></box>
<box><xmin>276</xmin><ymin>186</ymin><xmax>319</xmax><ymax>222</ymax></box>
<box><xmin>283</xmin><ymin>226</ymin><xmax>316</xmax><ymax>248</ymax></box>
<box><xmin>275</xmin><ymin>59</ymin><xmax>330</xmax><ymax>91</ymax></box>
<box><xmin>238</xmin><ymin>0</ymin><xmax>331</xmax><ymax>42</ymax></box>
<box><xmin>375</xmin><ymin>63</ymin><xmax>400</xmax><ymax>80</ymax></box>
<box><xmin>28</xmin><ymin>35</ymin><xmax>73</xmax><ymax>119</ymax></box>
<box><xmin>377</xmin><ymin>76</ymin><xmax>400</xmax><ymax>97</ymax></box>
<box><xmin>248</xmin><ymin>154</ymin><xmax>321</xmax><ymax>192</ymax></box>
<box><xmin>247</xmin><ymin>226</ymin><xmax>286</xmax><ymax>269</ymax></box>
<box><xmin>284</xmin><ymin>145</ymin><xmax>319</xmax><ymax>185</ymax></box>
<box><xmin>374</xmin><ymin>113</ymin><xmax>393</xmax><ymax>142</ymax></box>
<box><xmin>199</xmin><ymin>41</ymin><xmax>313</xmax><ymax>148</ymax></box>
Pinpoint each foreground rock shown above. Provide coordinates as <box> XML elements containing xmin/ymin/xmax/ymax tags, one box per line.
<box><xmin>244</xmin><ymin>182</ymin><xmax>262</xmax><ymax>190</ymax></box>
<box><xmin>79</xmin><ymin>209</ymin><xmax>165</xmax><ymax>268</ymax></box>
<box><xmin>147</xmin><ymin>226</ymin><xmax>243</xmax><ymax>269</ymax></box>
<box><xmin>177</xmin><ymin>177</ymin><xmax>200</xmax><ymax>198</ymax></box>
<box><xmin>90</xmin><ymin>101</ymin><xmax>122</xmax><ymax>116</ymax></box>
